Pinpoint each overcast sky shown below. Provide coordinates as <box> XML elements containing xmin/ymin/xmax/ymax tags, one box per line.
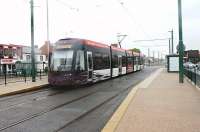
<box><xmin>0</xmin><ymin>0</ymin><xmax>199</xmax><ymax>57</ymax></box>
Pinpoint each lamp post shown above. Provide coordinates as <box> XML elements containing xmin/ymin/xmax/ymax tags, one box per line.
<box><xmin>30</xmin><ymin>0</ymin><xmax>36</xmax><ymax>82</ymax></box>
<box><xmin>178</xmin><ymin>0</ymin><xmax>184</xmax><ymax>83</ymax></box>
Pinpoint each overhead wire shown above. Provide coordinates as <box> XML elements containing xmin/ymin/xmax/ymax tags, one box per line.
<box><xmin>114</xmin><ymin>0</ymin><xmax>152</xmax><ymax>40</ymax></box>
<box><xmin>140</xmin><ymin>44</ymin><xmax>168</xmax><ymax>47</ymax></box>
<box><xmin>55</xmin><ymin>0</ymin><xmax>79</xmax><ymax>12</ymax></box>
<box><xmin>133</xmin><ymin>38</ymin><xmax>169</xmax><ymax>42</ymax></box>
<box><xmin>114</xmin><ymin>0</ymin><xmax>171</xmax><ymax>55</ymax></box>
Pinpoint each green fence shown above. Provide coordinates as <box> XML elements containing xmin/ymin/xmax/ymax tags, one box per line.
<box><xmin>184</xmin><ymin>67</ymin><xmax>200</xmax><ymax>88</ymax></box>
<box><xmin>0</xmin><ymin>62</ymin><xmax>48</xmax><ymax>85</ymax></box>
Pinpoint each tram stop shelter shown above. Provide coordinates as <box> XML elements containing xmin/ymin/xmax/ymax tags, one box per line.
<box><xmin>167</xmin><ymin>54</ymin><xmax>179</xmax><ymax>72</ymax></box>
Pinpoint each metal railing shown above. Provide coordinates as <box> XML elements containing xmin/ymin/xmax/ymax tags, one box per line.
<box><xmin>0</xmin><ymin>63</ymin><xmax>48</xmax><ymax>85</ymax></box>
<box><xmin>184</xmin><ymin>67</ymin><xmax>200</xmax><ymax>88</ymax></box>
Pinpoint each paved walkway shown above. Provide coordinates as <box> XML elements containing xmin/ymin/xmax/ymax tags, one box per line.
<box><xmin>0</xmin><ymin>76</ymin><xmax>48</xmax><ymax>96</ymax></box>
<box><xmin>103</xmin><ymin>68</ymin><xmax>200</xmax><ymax>132</ymax></box>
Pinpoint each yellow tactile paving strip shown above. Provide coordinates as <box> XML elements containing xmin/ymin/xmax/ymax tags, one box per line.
<box><xmin>101</xmin><ymin>68</ymin><xmax>162</xmax><ymax>132</ymax></box>
<box><xmin>0</xmin><ymin>78</ymin><xmax>48</xmax><ymax>97</ymax></box>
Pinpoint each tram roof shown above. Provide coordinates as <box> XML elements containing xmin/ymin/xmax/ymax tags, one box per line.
<box><xmin>111</xmin><ymin>46</ymin><xmax>126</xmax><ymax>52</ymax></box>
<box><xmin>59</xmin><ymin>38</ymin><xmax>110</xmax><ymax>49</ymax></box>
<box><xmin>59</xmin><ymin>38</ymin><xmax>142</xmax><ymax>55</ymax></box>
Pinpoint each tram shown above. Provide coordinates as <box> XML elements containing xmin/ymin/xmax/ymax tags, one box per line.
<box><xmin>48</xmin><ymin>38</ymin><xmax>144</xmax><ymax>86</ymax></box>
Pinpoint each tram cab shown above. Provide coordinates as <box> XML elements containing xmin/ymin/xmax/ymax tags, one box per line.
<box><xmin>49</xmin><ymin>39</ymin><xmax>90</xmax><ymax>86</ymax></box>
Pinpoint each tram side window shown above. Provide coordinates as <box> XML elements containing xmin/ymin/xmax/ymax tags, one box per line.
<box><xmin>139</xmin><ymin>57</ymin><xmax>141</xmax><ymax>65</ymax></box>
<box><xmin>0</xmin><ymin>48</ymin><xmax>3</xmax><ymax>57</ymax></box>
<box><xmin>122</xmin><ymin>56</ymin><xmax>126</xmax><ymax>67</ymax></box>
<box><xmin>93</xmin><ymin>52</ymin><xmax>102</xmax><ymax>70</ymax></box>
<box><xmin>93</xmin><ymin>52</ymin><xmax>110</xmax><ymax>70</ymax></box>
<box><xmin>88</xmin><ymin>54</ymin><xmax>93</xmax><ymax>69</ymax></box>
<box><xmin>75</xmin><ymin>50</ymin><xmax>85</xmax><ymax>71</ymax></box>
<box><xmin>102</xmin><ymin>54</ymin><xmax>110</xmax><ymax>69</ymax></box>
<box><xmin>127</xmin><ymin>57</ymin><xmax>133</xmax><ymax>66</ymax></box>
<box><xmin>136</xmin><ymin>57</ymin><xmax>139</xmax><ymax>64</ymax></box>
<box><xmin>112</xmin><ymin>55</ymin><xmax>118</xmax><ymax>68</ymax></box>
<box><xmin>134</xmin><ymin>57</ymin><xmax>138</xmax><ymax>65</ymax></box>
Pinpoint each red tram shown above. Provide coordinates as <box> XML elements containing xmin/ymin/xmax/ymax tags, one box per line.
<box><xmin>48</xmin><ymin>38</ymin><xmax>144</xmax><ymax>86</ymax></box>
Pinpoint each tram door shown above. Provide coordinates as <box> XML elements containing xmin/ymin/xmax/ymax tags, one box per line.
<box><xmin>118</xmin><ymin>55</ymin><xmax>122</xmax><ymax>75</ymax></box>
<box><xmin>87</xmin><ymin>51</ymin><xmax>93</xmax><ymax>82</ymax></box>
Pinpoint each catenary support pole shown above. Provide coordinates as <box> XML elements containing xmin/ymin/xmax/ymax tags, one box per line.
<box><xmin>30</xmin><ymin>0</ymin><xmax>36</xmax><ymax>82</ymax></box>
<box><xmin>168</xmin><ymin>38</ymin><xmax>171</xmax><ymax>54</ymax></box>
<box><xmin>178</xmin><ymin>0</ymin><xmax>184</xmax><ymax>83</ymax></box>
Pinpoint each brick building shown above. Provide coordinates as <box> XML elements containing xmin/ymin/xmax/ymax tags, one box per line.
<box><xmin>184</xmin><ymin>50</ymin><xmax>200</xmax><ymax>63</ymax></box>
<box><xmin>0</xmin><ymin>43</ymin><xmax>48</xmax><ymax>73</ymax></box>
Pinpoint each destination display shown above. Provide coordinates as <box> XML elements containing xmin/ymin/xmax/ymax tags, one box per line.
<box><xmin>56</xmin><ymin>44</ymin><xmax>72</xmax><ymax>49</ymax></box>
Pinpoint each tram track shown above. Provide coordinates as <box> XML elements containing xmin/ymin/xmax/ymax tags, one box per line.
<box><xmin>0</xmin><ymin>90</ymin><xmax>98</xmax><ymax>131</ymax></box>
<box><xmin>0</xmin><ymin>85</ymin><xmax>86</xmax><ymax>110</ymax></box>
<box><xmin>0</xmin><ymin>86</ymin><xmax>50</xmax><ymax>102</ymax></box>
<box><xmin>0</xmin><ymin>78</ymin><xmax>135</xmax><ymax>131</ymax></box>
<box><xmin>2</xmin><ymin>77</ymin><xmax>141</xmax><ymax>132</ymax></box>
<box><xmin>55</xmin><ymin>81</ymin><xmax>138</xmax><ymax>132</ymax></box>
<box><xmin>0</xmin><ymin>67</ymin><xmax>157</xmax><ymax>132</ymax></box>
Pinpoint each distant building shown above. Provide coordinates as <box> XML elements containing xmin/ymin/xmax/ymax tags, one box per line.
<box><xmin>0</xmin><ymin>44</ymin><xmax>22</xmax><ymax>73</ymax></box>
<box><xmin>21</xmin><ymin>45</ymin><xmax>47</xmax><ymax>63</ymax></box>
<box><xmin>184</xmin><ymin>50</ymin><xmax>200</xmax><ymax>63</ymax></box>
<box><xmin>39</xmin><ymin>41</ymin><xmax>53</xmax><ymax>59</ymax></box>
<box><xmin>0</xmin><ymin>43</ymin><xmax>47</xmax><ymax>73</ymax></box>
<box><xmin>39</xmin><ymin>41</ymin><xmax>54</xmax><ymax>67</ymax></box>
<box><xmin>20</xmin><ymin>45</ymin><xmax>48</xmax><ymax>72</ymax></box>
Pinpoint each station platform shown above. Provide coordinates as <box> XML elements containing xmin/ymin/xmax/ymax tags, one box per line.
<box><xmin>0</xmin><ymin>77</ymin><xmax>48</xmax><ymax>97</ymax></box>
<box><xmin>102</xmin><ymin>68</ymin><xmax>200</xmax><ymax>132</ymax></box>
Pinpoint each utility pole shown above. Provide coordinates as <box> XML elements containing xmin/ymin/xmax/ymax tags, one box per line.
<box><xmin>148</xmin><ymin>48</ymin><xmax>150</xmax><ymax>66</ymax></box>
<box><xmin>147</xmin><ymin>48</ymin><xmax>151</xmax><ymax>66</ymax></box>
<box><xmin>153</xmin><ymin>51</ymin><xmax>155</xmax><ymax>64</ymax></box>
<box><xmin>148</xmin><ymin>48</ymin><xmax>150</xmax><ymax>58</ymax></box>
<box><xmin>117</xmin><ymin>34</ymin><xmax>127</xmax><ymax>48</ymax></box>
<box><xmin>168</xmin><ymin>38</ymin><xmax>171</xmax><ymax>54</ymax></box>
<box><xmin>178</xmin><ymin>0</ymin><xmax>184</xmax><ymax>83</ymax></box>
<box><xmin>46</xmin><ymin>0</ymin><xmax>49</xmax><ymax>41</ymax></box>
<box><xmin>46</xmin><ymin>0</ymin><xmax>50</xmax><ymax>68</ymax></box>
<box><xmin>169</xmin><ymin>29</ymin><xmax>174</xmax><ymax>54</ymax></box>
<box><xmin>171</xmin><ymin>29</ymin><xmax>174</xmax><ymax>54</ymax></box>
<box><xmin>30</xmin><ymin>0</ymin><xmax>36</xmax><ymax>82</ymax></box>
